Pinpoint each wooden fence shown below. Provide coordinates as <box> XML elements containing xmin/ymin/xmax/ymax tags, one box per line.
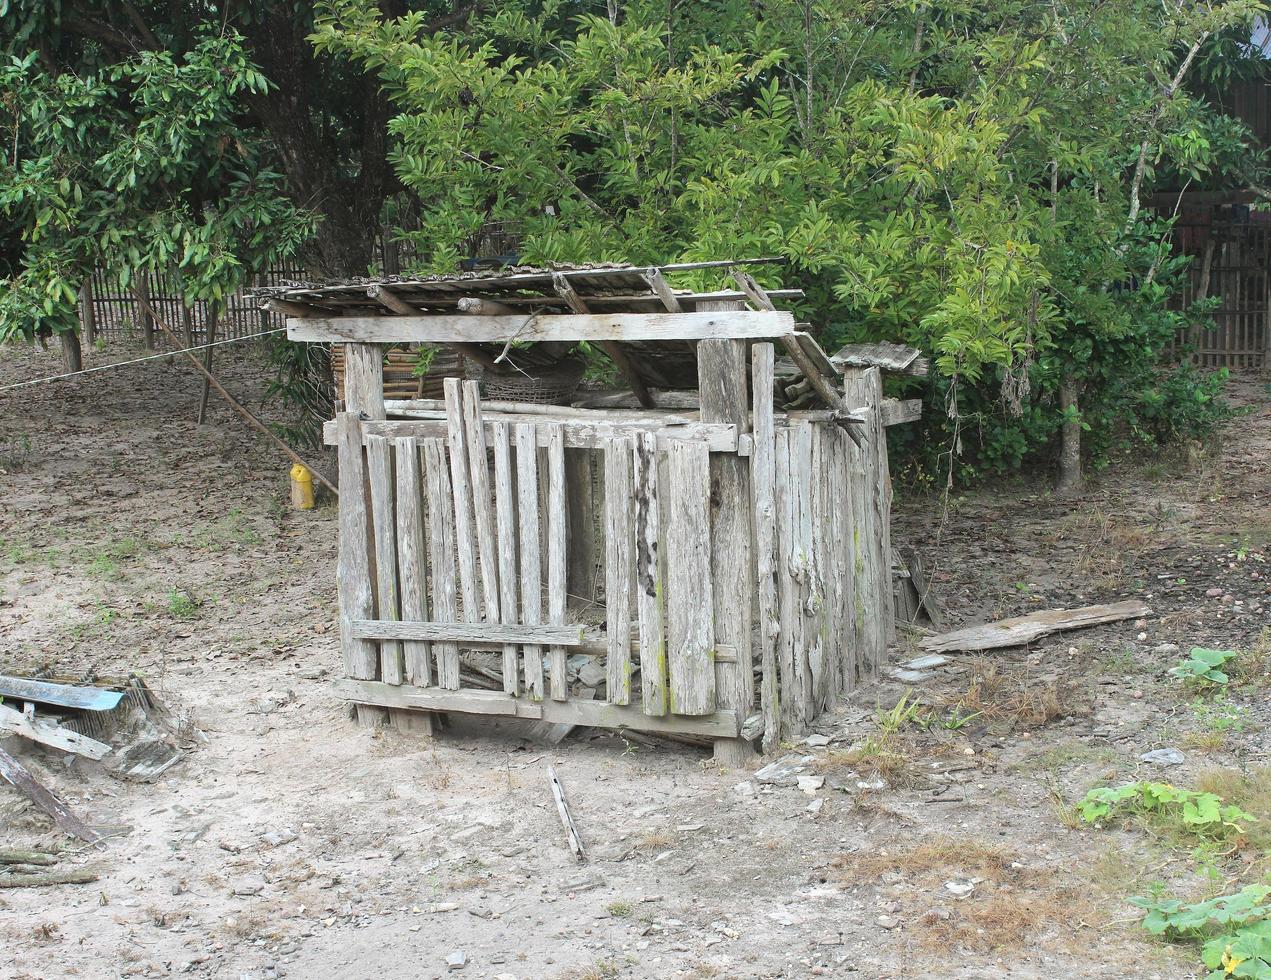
<box><xmin>1171</xmin><ymin>213</ymin><xmax>1270</xmax><ymax>371</ymax></box>
<box><xmin>78</xmin><ymin>267</ymin><xmax>303</xmax><ymax>344</ymax></box>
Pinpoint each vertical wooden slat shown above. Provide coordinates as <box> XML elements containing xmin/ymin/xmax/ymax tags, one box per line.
<box><xmin>79</xmin><ymin>281</ymin><xmax>96</xmax><ymax>349</ymax></box>
<box><xmin>634</xmin><ymin>430</ymin><xmax>667</xmax><ymax>716</ymax></box>
<box><xmin>443</xmin><ymin>378</ymin><xmax>481</xmax><ymax>622</ymax></box>
<box><xmin>545</xmin><ymin>426</ymin><xmax>569</xmax><ymax>702</ymax></box>
<box><xmin>665</xmin><ymin>439</ymin><xmax>715</xmax><ymax>716</ymax></box>
<box><xmin>773</xmin><ymin>426</ymin><xmax>800</xmax><ymax>733</ymax></box>
<box><xmin>336</xmin><ymin>413</ymin><xmax>379</xmax><ymax>686</ymax></box>
<box><xmin>515</xmin><ymin>424</ymin><xmax>545</xmax><ymax>700</ymax></box>
<box><xmin>810</xmin><ymin>424</ymin><xmax>831</xmax><ymax>712</ymax></box>
<box><xmin>792</xmin><ymin>421</ymin><xmax>815</xmax><ymax>721</ymax></box>
<box><xmin>423</xmin><ymin>439</ymin><xmax>460</xmax><ymax>690</ymax></box>
<box><xmin>831</xmin><ymin>428</ymin><xmax>857</xmax><ymax>696</ymax></box>
<box><xmin>394</xmin><ymin>436</ymin><xmax>432</xmax><ymax>687</ymax></box>
<box><xmin>492</xmin><ymin>421</ymin><xmax>520</xmax><ymax>696</ymax></box>
<box><xmin>604</xmin><ymin>436</ymin><xmax>635</xmax><ymax>705</ymax></box>
<box><xmin>697</xmin><ymin>330</ymin><xmax>752</xmax><ymax>759</ymax></box>
<box><xmin>461</xmin><ymin>380</ymin><xmax>501</xmax><ymax>619</ymax></box>
<box><xmin>342</xmin><ymin>345</ymin><xmax>391</xmax><ymax>727</ymax></box>
<box><xmin>750</xmin><ymin>343</ymin><xmax>780</xmax><ymax>752</ymax></box>
<box><xmin>365</xmin><ymin>435</ymin><xmax>403</xmax><ymax>685</ymax></box>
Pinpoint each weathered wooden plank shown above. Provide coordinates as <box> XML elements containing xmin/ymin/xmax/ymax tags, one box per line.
<box><xmin>351</xmin><ymin>619</ymin><xmax>592</xmax><ymax>646</ymax></box>
<box><xmin>881</xmin><ymin>398</ymin><xmax>923</xmax><ymax>426</ymax></box>
<box><xmin>393</xmin><ymin>437</ymin><xmax>432</xmax><ymax>686</ymax></box>
<box><xmin>461</xmin><ymin>381</ymin><xmax>502</xmax><ymax>620</ymax></box>
<box><xmin>287</xmin><ymin>311</ymin><xmax>797</xmax><ymax>344</ymax></box>
<box><xmin>365</xmin><ymin>435</ymin><xmax>404</xmax><ymax>685</ymax></box>
<box><xmin>545</xmin><ymin>426</ymin><xmax>568</xmax><ymax>701</ymax></box>
<box><xmin>665</xmin><ymin>439</ymin><xmax>715</xmax><ymax>716</ymax></box>
<box><xmin>604</xmin><ymin>437</ymin><xmax>635</xmax><ymax>705</ymax></box>
<box><xmin>0</xmin><ymin>704</ymin><xmax>112</xmax><ymax>760</ymax></box>
<box><xmin>750</xmin><ymin>343</ymin><xmax>781</xmax><ymax>753</ymax></box>
<box><xmin>698</xmin><ymin>326</ymin><xmax>753</xmax><ymax>763</ymax></box>
<box><xmin>773</xmin><ymin>426</ymin><xmax>800</xmax><ymax>734</ymax></box>
<box><xmin>422</xmin><ymin>439</ymin><xmax>461</xmax><ymax>689</ymax></box>
<box><xmin>547</xmin><ymin>765</ymin><xmax>587</xmax><ymax>862</ymax></box>
<box><xmin>831</xmin><ymin>341</ymin><xmax>929</xmax><ymax>376</ymax></box>
<box><xmin>491</xmin><ymin>421</ymin><xmax>520</xmax><ymax>695</ymax></box>
<box><xmin>0</xmin><ymin>745</ymin><xmax>102</xmax><ymax>845</ymax></box>
<box><xmin>336</xmin><ymin>413</ymin><xmax>379</xmax><ymax>683</ymax></box>
<box><xmin>443</xmin><ymin>378</ymin><xmax>481</xmax><ymax>622</ymax></box>
<box><xmin>794</xmin><ymin>331</ymin><xmax>839</xmax><ymax>379</ymax></box>
<box><xmin>920</xmin><ymin>601</ymin><xmax>1152</xmax><ymax>653</ymax></box>
<box><xmin>829</xmin><ymin>428</ymin><xmax>857</xmax><ymax>695</ymax></box>
<box><xmin>333</xmin><ymin>679</ymin><xmax>740</xmax><ymax>738</ymax></box>
<box><xmin>792</xmin><ymin>422</ymin><xmax>816</xmax><ymax>722</ymax></box>
<box><xmin>808</xmin><ymin>424</ymin><xmax>829</xmax><ymax>712</ymax></box>
<box><xmin>515</xmin><ymin>424</ymin><xmax>546</xmax><ymax>700</ymax></box>
<box><xmin>324</xmin><ymin>416</ymin><xmax>742</xmax><ymax>454</ymax></box>
<box><xmin>633</xmin><ymin>430</ymin><xmax>667</xmax><ymax>716</ymax></box>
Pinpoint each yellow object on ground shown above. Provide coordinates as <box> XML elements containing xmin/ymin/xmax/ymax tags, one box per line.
<box><xmin>290</xmin><ymin>463</ymin><xmax>315</xmax><ymax>510</ymax></box>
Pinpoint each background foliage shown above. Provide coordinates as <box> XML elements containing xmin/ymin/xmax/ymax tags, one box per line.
<box><xmin>2</xmin><ymin>0</ymin><xmax>1268</xmax><ymax>481</ymax></box>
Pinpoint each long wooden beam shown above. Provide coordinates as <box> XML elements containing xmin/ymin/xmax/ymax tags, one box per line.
<box><xmin>332</xmin><ymin>678</ymin><xmax>741</xmax><ymax>737</ymax></box>
<box><xmin>286</xmin><ymin>311</ymin><xmax>796</xmax><ymax>344</ymax></box>
<box><xmin>352</xmin><ymin>619</ymin><xmax>594</xmax><ymax>646</ymax></box>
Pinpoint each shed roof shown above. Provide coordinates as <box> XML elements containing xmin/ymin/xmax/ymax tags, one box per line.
<box><xmin>254</xmin><ymin>258</ymin><xmax>803</xmax><ymax>315</ymax></box>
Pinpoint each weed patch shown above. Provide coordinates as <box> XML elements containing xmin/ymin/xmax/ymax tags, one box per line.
<box><xmin>1078</xmin><ymin>782</ymin><xmax>1256</xmax><ymax>843</ymax></box>
<box><xmin>1131</xmin><ymin>884</ymin><xmax>1269</xmax><ymax>980</ymax></box>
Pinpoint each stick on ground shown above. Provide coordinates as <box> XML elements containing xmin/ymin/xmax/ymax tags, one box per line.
<box><xmin>547</xmin><ymin>766</ymin><xmax>587</xmax><ymax>862</ymax></box>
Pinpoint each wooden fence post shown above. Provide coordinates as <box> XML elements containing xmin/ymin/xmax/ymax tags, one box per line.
<box><xmin>79</xmin><ymin>281</ymin><xmax>96</xmax><ymax>349</ymax></box>
<box><xmin>135</xmin><ymin>277</ymin><xmax>155</xmax><ymax>350</ymax></box>
<box><xmin>697</xmin><ymin>299</ymin><xmax>754</xmax><ymax>765</ymax></box>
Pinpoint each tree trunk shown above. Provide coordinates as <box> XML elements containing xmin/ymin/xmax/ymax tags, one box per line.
<box><xmin>80</xmin><ymin>280</ymin><xmax>96</xmax><ymax>348</ymax></box>
<box><xmin>60</xmin><ymin>330</ymin><xmax>82</xmax><ymax>374</ymax></box>
<box><xmin>1056</xmin><ymin>375</ymin><xmax>1082</xmax><ymax>494</ymax></box>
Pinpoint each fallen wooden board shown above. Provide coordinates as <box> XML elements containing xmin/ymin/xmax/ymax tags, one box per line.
<box><xmin>0</xmin><ymin>675</ymin><xmax>124</xmax><ymax>712</ymax></box>
<box><xmin>0</xmin><ymin>704</ymin><xmax>113</xmax><ymax>760</ymax></box>
<box><xmin>0</xmin><ymin>868</ymin><xmax>98</xmax><ymax>888</ymax></box>
<box><xmin>919</xmin><ymin>600</ymin><xmax>1151</xmax><ymax>653</ymax></box>
<box><xmin>0</xmin><ymin>746</ymin><xmax>103</xmax><ymax>845</ymax></box>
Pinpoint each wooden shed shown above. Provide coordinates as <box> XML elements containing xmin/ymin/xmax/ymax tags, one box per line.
<box><xmin>265</xmin><ymin>260</ymin><xmax>919</xmax><ymax>762</ymax></box>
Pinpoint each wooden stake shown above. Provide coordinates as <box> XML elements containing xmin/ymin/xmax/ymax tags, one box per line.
<box><xmin>547</xmin><ymin>766</ymin><xmax>587</xmax><ymax>862</ymax></box>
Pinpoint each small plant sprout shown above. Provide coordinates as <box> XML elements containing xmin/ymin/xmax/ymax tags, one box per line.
<box><xmin>167</xmin><ymin>589</ymin><xmax>198</xmax><ymax>619</ymax></box>
<box><xmin>1170</xmin><ymin>648</ymin><xmax>1237</xmax><ymax>687</ymax></box>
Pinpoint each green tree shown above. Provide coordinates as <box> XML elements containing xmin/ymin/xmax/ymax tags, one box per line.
<box><xmin>314</xmin><ymin>0</ymin><xmax>1266</xmax><ymax>485</ymax></box>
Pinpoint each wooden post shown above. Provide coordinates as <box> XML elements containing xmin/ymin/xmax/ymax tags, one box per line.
<box><xmin>79</xmin><ymin>281</ymin><xmax>96</xmax><ymax>350</ymax></box>
<box><xmin>136</xmin><ymin>276</ymin><xmax>155</xmax><ymax>350</ymax></box>
<box><xmin>842</xmin><ymin>366</ymin><xmax>894</xmax><ymax>668</ymax></box>
<box><xmin>342</xmin><ymin>343</ymin><xmax>395</xmax><ymax>729</ymax></box>
<box><xmin>197</xmin><ymin>307</ymin><xmax>217</xmax><ymax>425</ymax></box>
<box><xmin>697</xmin><ymin>299</ymin><xmax>753</xmax><ymax>765</ymax></box>
<box><xmin>751</xmin><ymin>344</ymin><xmax>779</xmax><ymax>753</ymax></box>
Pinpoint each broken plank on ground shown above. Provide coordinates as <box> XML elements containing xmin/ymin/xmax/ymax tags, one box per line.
<box><xmin>919</xmin><ymin>600</ymin><xmax>1151</xmax><ymax>653</ymax></box>
<box><xmin>0</xmin><ymin>746</ymin><xmax>103</xmax><ymax>845</ymax></box>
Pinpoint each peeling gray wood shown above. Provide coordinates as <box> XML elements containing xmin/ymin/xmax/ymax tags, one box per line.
<box><xmin>515</xmin><ymin>424</ymin><xmax>546</xmax><ymax>700</ymax></box>
<box><xmin>920</xmin><ymin>601</ymin><xmax>1151</xmax><ymax>653</ymax></box>
<box><xmin>665</xmin><ymin>439</ymin><xmax>715</xmax><ymax>716</ymax></box>
<box><xmin>287</xmin><ymin>311</ymin><xmax>797</xmax><ymax>344</ymax></box>
<box><xmin>750</xmin><ymin>343</ymin><xmax>781</xmax><ymax>753</ymax></box>
<box><xmin>545</xmin><ymin>426</ymin><xmax>568</xmax><ymax>701</ymax></box>
<box><xmin>365</xmin><ymin>435</ymin><xmax>404</xmax><ymax>685</ymax></box>
<box><xmin>443</xmin><ymin>379</ymin><xmax>481</xmax><ymax>622</ymax></box>
<box><xmin>633</xmin><ymin>430</ymin><xmax>667</xmax><ymax>716</ymax></box>
<box><xmin>604</xmin><ymin>437</ymin><xmax>635</xmax><ymax>705</ymax></box>
<box><xmin>336</xmin><ymin>413</ymin><xmax>379</xmax><ymax>683</ymax></box>
<box><xmin>393</xmin><ymin>437</ymin><xmax>432</xmax><ymax>686</ymax></box>
<box><xmin>422</xmin><ymin>439</ymin><xmax>461</xmax><ymax>689</ymax></box>
<box><xmin>491</xmin><ymin>421</ymin><xmax>521</xmax><ymax>695</ymax></box>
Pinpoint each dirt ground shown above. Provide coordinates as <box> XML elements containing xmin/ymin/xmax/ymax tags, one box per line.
<box><xmin>1</xmin><ymin>338</ymin><xmax>1267</xmax><ymax>980</ymax></box>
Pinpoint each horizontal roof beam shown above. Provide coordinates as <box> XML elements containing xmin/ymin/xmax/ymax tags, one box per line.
<box><xmin>286</xmin><ymin>310</ymin><xmax>797</xmax><ymax>344</ymax></box>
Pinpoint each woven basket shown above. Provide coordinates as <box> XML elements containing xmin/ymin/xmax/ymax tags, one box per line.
<box><xmin>466</xmin><ymin>358</ymin><xmax>586</xmax><ymax>405</ymax></box>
